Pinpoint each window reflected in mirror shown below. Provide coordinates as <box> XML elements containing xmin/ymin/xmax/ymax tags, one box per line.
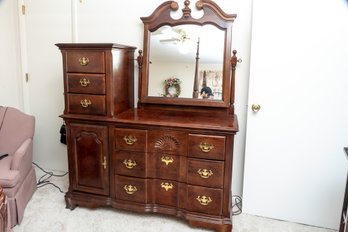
<box><xmin>148</xmin><ymin>24</ymin><xmax>225</xmax><ymax>100</ymax></box>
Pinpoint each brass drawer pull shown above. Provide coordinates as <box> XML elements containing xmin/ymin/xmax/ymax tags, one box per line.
<box><xmin>79</xmin><ymin>78</ymin><xmax>90</xmax><ymax>87</ymax></box>
<box><xmin>80</xmin><ymin>99</ymin><xmax>91</xmax><ymax>108</ymax></box>
<box><xmin>123</xmin><ymin>135</ymin><xmax>137</xmax><ymax>145</ymax></box>
<box><xmin>124</xmin><ymin>185</ymin><xmax>137</xmax><ymax>195</ymax></box>
<box><xmin>196</xmin><ymin>195</ymin><xmax>212</xmax><ymax>206</ymax></box>
<box><xmin>161</xmin><ymin>156</ymin><xmax>174</xmax><ymax>166</ymax></box>
<box><xmin>101</xmin><ymin>156</ymin><xmax>107</xmax><ymax>170</ymax></box>
<box><xmin>79</xmin><ymin>57</ymin><xmax>89</xmax><ymax>66</ymax></box>
<box><xmin>197</xmin><ymin>169</ymin><xmax>213</xmax><ymax>179</ymax></box>
<box><xmin>199</xmin><ymin>142</ymin><xmax>214</xmax><ymax>153</ymax></box>
<box><xmin>123</xmin><ymin>159</ymin><xmax>137</xmax><ymax>169</ymax></box>
<box><xmin>161</xmin><ymin>182</ymin><xmax>173</xmax><ymax>191</ymax></box>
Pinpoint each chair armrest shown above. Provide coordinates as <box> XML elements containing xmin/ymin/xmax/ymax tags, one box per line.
<box><xmin>10</xmin><ymin>138</ymin><xmax>33</xmax><ymax>177</ymax></box>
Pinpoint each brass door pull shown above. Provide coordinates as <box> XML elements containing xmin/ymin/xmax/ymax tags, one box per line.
<box><xmin>102</xmin><ymin>156</ymin><xmax>107</xmax><ymax>170</ymax></box>
<box><xmin>123</xmin><ymin>135</ymin><xmax>137</xmax><ymax>145</ymax></box>
<box><xmin>79</xmin><ymin>57</ymin><xmax>89</xmax><ymax>66</ymax></box>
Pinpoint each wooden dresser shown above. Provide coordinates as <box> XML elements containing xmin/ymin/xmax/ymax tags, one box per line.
<box><xmin>57</xmin><ymin>1</ymin><xmax>239</xmax><ymax>231</ymax></box>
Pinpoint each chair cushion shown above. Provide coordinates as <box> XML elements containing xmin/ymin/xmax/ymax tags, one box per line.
<box><xmin>0</xmin><ymin>156</ymin><xmax>20</xmax><ymax>188</ymax></box>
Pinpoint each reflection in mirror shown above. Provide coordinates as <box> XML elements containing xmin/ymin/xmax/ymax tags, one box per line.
<box><xmin>148</xmin><ymin>24</ymin><xmax>225</xmax><ymax>100</ymax></box>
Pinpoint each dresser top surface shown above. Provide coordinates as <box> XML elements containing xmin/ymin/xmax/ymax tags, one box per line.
<box><xmin>55</xmin><ymin>43</ymin><xmax>136</xmax><ymax>50</ymax></box>
<box><xmin>115</xmin><ymin>108</ymin><xmax>238</xmax><ymax>133</ymax></box>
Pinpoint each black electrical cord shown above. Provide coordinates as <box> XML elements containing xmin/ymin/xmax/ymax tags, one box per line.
<box><xmin>32</xmin><ymin>162</ymin><xmax>68</xmax><ymax>193</ymax></box>
<box><xmin>232</xmin><ymin>195</ymin><xmax>242</xmax><ymax>216</ymax></box>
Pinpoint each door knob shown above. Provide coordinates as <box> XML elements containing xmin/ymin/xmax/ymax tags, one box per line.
<box><xmin>252</xmin><ymin>104</ymin><xmax>261</xmax><ymax>112</ymax></box>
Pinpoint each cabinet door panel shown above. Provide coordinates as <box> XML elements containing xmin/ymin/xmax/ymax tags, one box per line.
<box><xmin>69</xmin><ymin>123</ymin><xmax>109</xmax><ymax>195</ymax></box>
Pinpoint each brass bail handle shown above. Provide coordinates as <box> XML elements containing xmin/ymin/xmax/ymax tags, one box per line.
<box><xmin>79</xmin><ymin>57</ymin><xmax>89</xmax><ymax>66</ymax></box>
<box><xmin>80</xmin><ymin>78</ymin><xmax>90</xmax><ymax>87</ymax></box>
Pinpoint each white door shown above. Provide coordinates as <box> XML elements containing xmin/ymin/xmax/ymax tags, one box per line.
<box><xmin>243</xmin><ymin>0</ymin><xmax>348</xmax><ymax>229</ymax></box>
<box><xmin>23</xmin><ymin>0</ymin><xmax>72</xmax><ymax>170</ymax></box>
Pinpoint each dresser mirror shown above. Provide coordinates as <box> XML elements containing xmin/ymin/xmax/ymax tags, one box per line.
<box><xmin>138</xmin><ymin>0</ymin><xmax>237</xmax><ymax>108</ymax></box>
<box><xmin>148</xmin><ymin>24</ymin><xmax>224</xmax><ymax>100</ymax></box>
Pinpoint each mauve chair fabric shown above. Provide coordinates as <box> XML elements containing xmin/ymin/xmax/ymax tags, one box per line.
<box><xmin>0</xmin><ymin>106</ymin><xmax>36</xmax><ymax>229</ymax></box>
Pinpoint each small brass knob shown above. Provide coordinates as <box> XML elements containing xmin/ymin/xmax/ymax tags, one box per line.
<box><xmin>252</xmin><ymin>104</ymin><xmax>261</xmax><ymax>112</ymax></box>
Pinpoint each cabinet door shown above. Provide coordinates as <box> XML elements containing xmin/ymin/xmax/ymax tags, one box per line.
<box><xmin>69</xmin><ymin>123</ymin><xmax>109</xmax><ymax>196</ymax></box>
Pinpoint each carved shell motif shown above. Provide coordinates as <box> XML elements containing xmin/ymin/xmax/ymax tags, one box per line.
<box><xmin>154</xmin><ymin>135</ymin><xmax>180</xmax><ymax>152</ymax></box>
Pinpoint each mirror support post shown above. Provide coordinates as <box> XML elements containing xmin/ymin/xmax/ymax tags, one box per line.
<box><xmin>137</xmin><ymin>50</ymin><xmax>143</xmax><ymax>108</ymax></box>
<box><xmin>230</xmin><ymin>50</ymin><xmax>238</xmax><ymax>114</ymax></box>
<box><xmin>193</xmin><ymin>37</ymin><xmax>200</xmax><ymax>98</ymax></box>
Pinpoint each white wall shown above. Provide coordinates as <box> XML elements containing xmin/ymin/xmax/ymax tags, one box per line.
<box><xmin>0</xmin><ymin>0</ymin><xmax>23</xmax><ymax>108</ymax></box>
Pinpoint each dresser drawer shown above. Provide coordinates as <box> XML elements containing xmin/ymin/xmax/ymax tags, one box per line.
<box><xmin>154</xmin><ymin>179</ymin><xmax>178</xmax><ymax>207</ymax></box>
<box><xmin>115</xmin><ymin>175</ymin><xmax>147</xmax><ymax>203</ymax></box>
<box><xmin>114</xmin><ymin>128</ymin><xmax>147</xmax><ymax>152</ymax></box>
<box><xmin>148</xmin><ymin>130</ymin><xmax>187</xmax><ymax>155</ymax></box>
<box><xmin>67</xmin><ymin>94</ymin><xmax>106</xmax><ymax>115</ymax></box>
<box><xmin>114</xmin><ymin>151</ymin><xmax>145</xmax><ymax>177</ymax></box>
<box><xmin>187</xmin><ymin>158</ymin><xmax>224</xmax><ymax>188</ymax></box>
<box><xmin>67</xmin><ymin>73</ymin><xmax>105</xmax><ymax>94</ymax></box>
<box><xmin>68</xmin><ymin>94</ymin><xmax>106</xmax><ymax>115</ymax></box>
<box><xmin>186</xmin><ymin>185</ymin><xmax>223</xmax><ymax>216</ymax></box>
<box><xmin>188</xmin><ymin>134</ymin><xmax>226</xmax><ymax>160</ymax></box>
<box><xmin>148</xmin><ymin>153</ymin><xmax>181</xmax><ymax>180</ymax></box>
<box><xmin>66</xmin><ymin>51</ymin><xmax>105</xmax><ymax>73</ymax></box>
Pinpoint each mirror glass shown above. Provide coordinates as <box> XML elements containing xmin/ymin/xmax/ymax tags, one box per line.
<box><xmin>148</xmin><ymin>24</ymin><xmax>225</xmax><ymax>100</ymax></box>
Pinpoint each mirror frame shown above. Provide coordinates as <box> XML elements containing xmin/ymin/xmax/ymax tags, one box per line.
<box><xmin>138</xmin><ymin>0</ymin><xmax>237</xmax><ymax>109</ymax></box>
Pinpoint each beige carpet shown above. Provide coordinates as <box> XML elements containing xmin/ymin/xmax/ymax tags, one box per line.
<box><xmin>10</xmin><ymin>167</ymin><xmax>337</xmax><ymax>232</ymax></box>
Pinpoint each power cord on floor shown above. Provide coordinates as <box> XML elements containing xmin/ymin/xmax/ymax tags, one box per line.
<box><xmin>32</xmin><ymin>162</ymin><xmax>68</xmax><ymax>194</ymax></box>
<box><xmin>232</xmin><ymin>195</ymin><xmax>242</xmax><ymax>216</ymax></box>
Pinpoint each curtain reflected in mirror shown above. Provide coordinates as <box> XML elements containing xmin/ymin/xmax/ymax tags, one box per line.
<box><xmin>148</xmin><ymin>24</ymin><xmax>225</xmax><ymax>100</ymax></box>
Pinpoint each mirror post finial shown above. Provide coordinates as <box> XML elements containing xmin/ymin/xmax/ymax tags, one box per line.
<box><xmin>182</xmin><ymin>0</ymin><xmax>192</xmax><ymax>18</ymax></box>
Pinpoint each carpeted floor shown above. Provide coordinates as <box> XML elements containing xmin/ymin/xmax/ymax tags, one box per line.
<box><xmin>10</xmin><ymin>167</ymin><xmax>337</xmax><ymax>232</ymax></box>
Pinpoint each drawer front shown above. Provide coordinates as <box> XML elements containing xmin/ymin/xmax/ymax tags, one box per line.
<box><xmin>115</xmin><ymin>175</ymin><xmax>146</xmax><ymax>203</ymax></box>
<box><xmin>67</xmin><ymin>94</ymin><xmax>106</xmax><ymax>115</ymax></box>
<box><xmin>66</xmin><ymin>51</ymin><xmax>105</xmax><ymax>73</ymax></box>
<box><xmin>187</xmin><ymin>158</ymin><xmax>224</xmax><ymax>188</ymax></box>
<box><xmin>67</xmin><ymin>73</ymin><xmax>105</xmax><ymax>94</ymax></box>
<box><xmin>148</xmin><ymin>130</ymin><xmax>187</xmax><ymax>155</ymax></box>
<box><xmin>149</xmin><ymin>153</ymin><xmax>180</xmax><ymax>180</ymax></box>
<box><xmin>114</xmin><ymin>151</ymin><xmax>145</xmax><ymax>177</ymax></box>
<box><xmin>188</xmin><ymin>134</ymin><xmax>226</xmax><ymax>160</ymax></box>
<box><xmin>114</xmin><ymin>128</ymin><xmax>147</xmax><ymax>152</ymax></box>
<box><xmin>186</xmin><ymin>185</ymin><xmax>223</xmax><ymax>216</ymax></box>
<box><xmin>154</xmin><ymin>179</ymin><xmax>178</xmax><ymax>207</ymax></box>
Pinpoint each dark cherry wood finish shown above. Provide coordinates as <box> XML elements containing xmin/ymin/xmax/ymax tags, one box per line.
<box><xmin>0</xmin><ymin>186</ymin><xmax>7</xmax><ymax>232</ymax></box>
<box><xmin>57</xmin><ymin>1</ymin><xmax>239</xmax><ymax>231</ymax></box>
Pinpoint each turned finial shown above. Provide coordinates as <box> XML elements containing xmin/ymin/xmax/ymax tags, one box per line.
<box><xmin>182</xmin><ymin>0</ymin><xmax>192</xmax><ymax>18</ymax></box>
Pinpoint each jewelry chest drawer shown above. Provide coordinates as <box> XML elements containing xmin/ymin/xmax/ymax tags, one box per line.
<box><xmin>67</xmin><ymin>94</ymin><xmax>106</xmax><ymax>115</ymax></box>
<box><xmin>187</xmin><ymin>158</ymin><xmax>224</xmax><ymax>188</ymax></box>
<box><xmin>66</xmin><ymin>73</ymin><xmax>106</xmax><ymax>94</ymax></box>
<box><xmin>65</xmin><ymin>50</ymin><xmax>105</xmax><ymax>73</ymax></box>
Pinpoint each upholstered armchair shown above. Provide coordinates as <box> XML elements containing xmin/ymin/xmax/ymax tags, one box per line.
<box><xmin>0</xmin><ymin>106</ymin><xmax>36</xmax><ymax>228</ymax></box>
